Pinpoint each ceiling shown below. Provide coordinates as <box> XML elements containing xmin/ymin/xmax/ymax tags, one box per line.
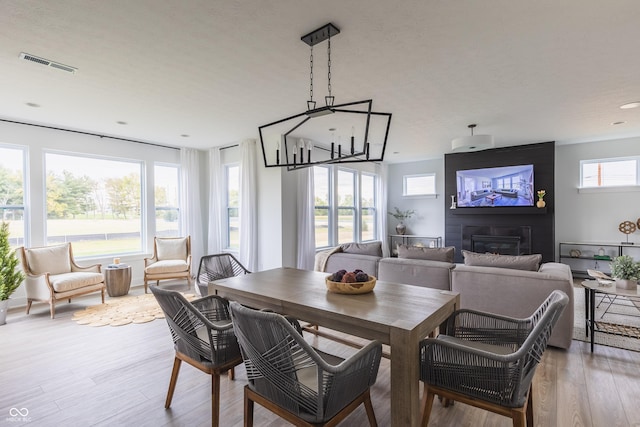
<box><xmin>2</xmin><ymin>0</ymin><xmax>640</xmax><ymax>163</ymax></box>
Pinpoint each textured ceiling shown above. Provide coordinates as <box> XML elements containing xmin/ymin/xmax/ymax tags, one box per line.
<box><xmin>1</xmin><ymin>0</ymin><xmax>640</xmax><ymax>163</ymax></box>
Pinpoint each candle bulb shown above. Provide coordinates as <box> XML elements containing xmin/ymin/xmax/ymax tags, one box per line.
<box><xmin>293</xmin><ymin>151</ymin><xmax>296</xmax><ymax>164</ymax></box>
<box><xmin>351</xmin><ymin>126</ymin><xmax>355</xmax><ymax>154</ymax></box>
<box><xmin>366</xmin><ymin>142</ymin><xmax>370</xmax><ymax>160</ymax></box>
<box><xmin>300</xmin><ymin>145</ymin><xmax>304</xmax><ymax>163</ymax></box>
<box><xmin>276</xmin><ymin>142</ymin><xmax>280</xmax><ymax>165</ymax></box>
<box><xmin>331</xmin><ymin>142</ymin><xmax>335</xmax><ymax>159</ymax></box>
<box><xmin>338</xmin><ymin>144</ymin><xmax>342</xmax><ymax>158</ymax></box>
<box><xmin>307</xmin><ymin>142</ymin><xmax>311</xmax><ymax>163</ymax></box>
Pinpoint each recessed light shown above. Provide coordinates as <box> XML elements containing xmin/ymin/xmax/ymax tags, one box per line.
<box><xmin>116</xmin><ymin>121</ymin><xmax>127</xmax><ymax>125</ymax></box>
<box><xmin>181</xmin><ymin>134</ymin><xmax>190</xmax><ymax>138</ymax></box>
<box><xmin>620</xmin><ymin>102</ymin><xmax>640</xmax><ymax>109</ymax></box>
<box><xmin>393</xmin><ymin>151</ymin><xmax>399</xmax><ymax>154</ymax></box>
<box><xmin>611</xmin><ymin>121</ymin><xmax>626</xmax><ymax>125</ymax></box>
<box><xmin>25</xmin><ymin>102</ymin><xmax>40</xmax><ymax>108</ymax></box>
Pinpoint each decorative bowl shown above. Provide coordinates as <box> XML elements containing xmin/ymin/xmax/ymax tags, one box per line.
<box><xmin>325</xmin><ymin>275</ymin><xmax>376</xmax><ymax>294</ymax></box>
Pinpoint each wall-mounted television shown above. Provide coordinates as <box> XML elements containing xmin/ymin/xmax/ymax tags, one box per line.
<box><xmin>456</xmin><ymin>164</ymin><xmax>534</xmax><ymax>207</ymax></box>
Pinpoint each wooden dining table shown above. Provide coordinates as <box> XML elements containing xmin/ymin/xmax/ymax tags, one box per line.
<box><xmin>208</xmin><ymin>267</ymin><xmax>460</xmax><ymax>426</ymax></box>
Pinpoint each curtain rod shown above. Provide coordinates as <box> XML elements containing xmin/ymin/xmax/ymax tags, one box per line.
<box><xmin>0</xmin><ymin>118</ymin><xmax>180</xmax><ymax>151</ymax></box>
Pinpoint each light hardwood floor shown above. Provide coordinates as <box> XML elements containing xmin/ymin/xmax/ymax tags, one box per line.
<box><xmin>2</xmin><ymin>282</ymin><xmax>640</xmax><ymax>427</ymax></box>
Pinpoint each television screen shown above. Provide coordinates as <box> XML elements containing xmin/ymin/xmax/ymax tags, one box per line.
<box><xmin>456</xmin><ymin>164</ymin><xmax>534</xmax><ymax>207</ymax></box>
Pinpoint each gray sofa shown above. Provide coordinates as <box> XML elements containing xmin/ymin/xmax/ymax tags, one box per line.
<box><xmin>315</xmin><ymin>243</ymin><xmax>574</xmax><ymax>349</ymax></box>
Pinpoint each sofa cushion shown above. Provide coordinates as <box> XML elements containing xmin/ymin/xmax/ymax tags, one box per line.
<box><xmin>397</xmin><ymin>245</ymin><xmax>455</xmax><ymax>263</ymax></box>
<box><xmin>462</xmin><ymin>250</ymin><xmax>542</xmax><ymax>271</ymax></box>
<box><xmin>156</xmin><ymin>238</ymin><xmax>188</xmax><ymax>261</ymax></box>
<box><xmin>26</xmin><ymin>244</ymin><xmax>72</xmax><ymax>275</ymax></box>
<box><xmin>340</xmin><ymin>241</ymin><xmax>382</xmax><ymax>257</ymax></box>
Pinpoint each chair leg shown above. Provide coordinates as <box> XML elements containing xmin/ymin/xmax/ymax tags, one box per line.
<box><xmin>525</xmin><ymin>386</ymin><xmax>534</xmax><ymax>426</ymax></box>
<box><xmin>26</xmin><ymin>300</ymin><xmax>32</xmax><ymax>314</ymax></box>
<box><xmin>144</xmin><ymin>281</ymin><xmax>148</xmax><ymax>294</ymax></box>
<box><xmin>228</xmin><ymin>367</ymin><xmax>235</xmax><ymax>380</ymax></box>
<box><xmin>244</xmin><ymin>386</ymin><xmax>254</xmax><ymax>427</ymax></box>
<box><xmin>101</xmin><ymin>288</ymin><xmax>105</xmax><ymax>304</ymax></box>
<box><xmin>512</xmin><ymin>409</ymin><xmax>526</xmax><ymax>427</ymax></box>
<box><xmin>50</xmin><ymin>301</ymin><xmax>55</xmax><ymax>319</ymax></box>
<box><xmin>421</xmin><ymin>383</ymin><xmax>436</xmax><ymax>427</ymax></box>
<box><xmin>211</xmin><ymin>372</ymin><xmax>221</xmax><ymax>427</ymax></box>
<box><xmin>165</xmin><ymin>357</ymin><xmax>182</xmax><ymax>408</ymax></box>
<box><xmin>363</xmin><ymin>390</ymin><xmax>378</xmax><ymax>427</ymax></box>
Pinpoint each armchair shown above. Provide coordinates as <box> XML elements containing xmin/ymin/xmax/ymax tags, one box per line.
<box><xmin>229</xmin><ymin>301</ymin><xmax>382</xmax><ymax>426</ymax></box>
<box><xmin>19</xmin><ymin>243</ymin><xmax>105</xmax><ymax>318</ymax></box>
<box><xmin>150</xmin><ymin>286</ymin><xmax>242</xmax><ymax>427</ymax></box>
<box><xmin>144</xmin><ymin>236</ymin><xmax>191</xmax><ymax>293</ymax></box>
<box><xmin>419</xmin><ymin>290</ymin><xmax>568</xmax><ymax>427</ymax></box>
<box><xmin>196</xmin><ymin>253</ymin><xmax>250</xmax><ymax>296</ymax></box>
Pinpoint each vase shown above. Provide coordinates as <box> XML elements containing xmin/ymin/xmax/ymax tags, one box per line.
<box><xmin>0</xmin><ymin>299</ymin><xmax>8</xmax><ymax>325</ymax></box>
<box><xmin>396</xmin><ymin>222</ymin><xmax>407</xmax><ymax>235</ymax></box>
<box><xmin>536</xmin><ymin>200</ymin><xmax>546</xmax><ymax>208</ymax></box>
<box><xmin>616</xmin><ymin>279</ymin><xmax>638</xmax><ymax>290</ymax></box>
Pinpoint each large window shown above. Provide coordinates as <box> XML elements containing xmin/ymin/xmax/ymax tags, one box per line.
<box><xmin>225</xmin><ymin>164</ymin><xmax>240</xmax><ymax>250</ymax></box>
<box><xmin>45</xmin><ymin>152</ymin><xmax>143</xmax><ymax>257</ymax></box>
<box><xmin>154</xmin><ymin>164</ymin><xmax>180</xmax><ymax>237</ymax></box>
<box><xmin>581</xmin><ymin>157</ymin><xmax>639</xmax><ymax>188</ymax></box>
<box><xmin>314</xmin><ymin>166</ymin><xmax>378</xmax><ymax>249</ymax></box>
<box><xmin>0</xmin><ymin>145</ymin><xmax>26</xmax><ymax>248</ymax></box>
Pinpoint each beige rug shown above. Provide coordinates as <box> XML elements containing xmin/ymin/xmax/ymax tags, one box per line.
<box><xmin>72</xmin><ymin>292</ymin><xmax>196</xmax><ymax>327</ymax></box>
<box><xmin>572</xmin><ymin>285</ymin><xmax>640</xmax><ymax>352</ymax></box>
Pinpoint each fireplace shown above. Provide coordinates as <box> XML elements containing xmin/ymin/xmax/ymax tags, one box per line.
<box><xmin>472</xmin><ymin>235</ymin><xmax>521</xmax><ymax>255</ymax></box>
<box><xmin>462</xmin><ymin>225</ymin><xmax>532</xmax><ymax>255</ymax></box>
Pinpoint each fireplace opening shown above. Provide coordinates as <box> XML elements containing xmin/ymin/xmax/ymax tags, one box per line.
<box><xmin>472</xmin><ymin>235</ymin><xmax>521</xmax><ymax>255</ymax></box>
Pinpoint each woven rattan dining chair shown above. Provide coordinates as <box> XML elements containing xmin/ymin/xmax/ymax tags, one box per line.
<box><xmin>419</xmin><ymin>290</ymin><xmax>569</xmax><ymax>427</ymax></box>
<box><xmin>229</xmin><ymin>301</ymin><xmax>382</xmax><ymax>427</ymax></box>
<box><xmin>196</xmin><ymin>253</ymin><xmax>250</xmax><ymax>296</ymax></box>
<box><xmin>150</xmin><ymin>286</ymin><xmax>242</xmax><ymax>427</ymax></box>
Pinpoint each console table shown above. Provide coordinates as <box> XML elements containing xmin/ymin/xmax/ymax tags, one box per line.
<box><xmin>389</xmin><ymin>235</ymin><xmax>442</xmax><ymax>256</ymax></box>
<box><xmin>581</xmin><ymin>279</ymin><xmax>640</xmax><ymax>352</ymax></box>
<box><xmin>559</xmin><ymin>242</ymin><xmax>640</xmax><ymax>278</ymax></box>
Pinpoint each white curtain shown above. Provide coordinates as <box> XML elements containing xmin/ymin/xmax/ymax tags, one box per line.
<box><xmin>207</xmin><ymin>147</ymin><xmax>223</xmax><ymax>254</ymax></box>
<box><xmin>296</xmin><ymin>167</ymin><xmax>316</xmax><ymax>270</ymax></box>
<box><xmin>239</xmin><ymin>139</ymin><xmax>258</xmax><ymax>271</ymax></box>
<box><xmin>376</xmin><ymin>163</ymin><xmax>390</xmax><ymax>257</ymax></box>
<box><xmin>180</xmin><ymin>148</ymin><xmax>205</xmax><ymax>277</ymax></box>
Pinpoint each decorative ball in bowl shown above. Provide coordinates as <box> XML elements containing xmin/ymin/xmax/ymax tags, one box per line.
<box><xmin>325</xmin><ymin>269</ymin><xmax>376</xmax><ymax>294</ymax></box>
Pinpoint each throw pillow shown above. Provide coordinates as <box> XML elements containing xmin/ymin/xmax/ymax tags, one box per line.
<box><xmin>397</xmin><ymin>245</ymin><xmax>455</xmax><ymax>263</ymax></box>
<box><xmin>461</xmin><ymin>250</ymin><xmax>542</xmax><ymax>271</ymax></box>
<box><xmin>340</xmin><ymin>241</ymin><xmax>383</xmax><ymax>257</ymax></box>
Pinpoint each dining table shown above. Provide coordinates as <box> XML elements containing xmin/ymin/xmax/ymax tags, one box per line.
<box><xmin>208</xmin><ymin>267</ymin><xmax>460</xmax><ymax>426</ymax></box>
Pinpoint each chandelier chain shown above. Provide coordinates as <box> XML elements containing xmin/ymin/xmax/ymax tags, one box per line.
<box><xmin>309</xmin><ymin>45</ymin><xmax>314</xmax><ymax>102</ymax></box>
<box><xmin>327</xmin><ymin>34</ymin><xmax>332</xmax><ymax>97</ymax></box>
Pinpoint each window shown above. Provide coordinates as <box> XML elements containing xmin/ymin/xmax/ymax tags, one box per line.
<box><xmin>581</xmin><ymin>157</ymin><xmax>639</xmax><ymax>188</ymax></box>
<box><xmin>0</xmin><ymin>145</ymin><xmax>26</xmax><ymax>248</ymax></box>
<box><xmin>45</xmin><ymin>152</ymin><xmax>143</xmax><ymax>257</ymax></box>
<box><xmin>225</xmin><ymin>164</ymin><xmax>240</xmax><ymax>250</ymax></box>
<box><xmin>314</xmin><ymin>166</ymin><xmax>378</xmax><ymax>249</ymax></box>
<box><xmin>154</xmin><ymin>164</ymin><xmax>180</xmax><ymax>237</ymax></box>
<box><xmin>403</xmin><ymin>173</ymin><xmax>436</xmax><ymax>196</ymax></box>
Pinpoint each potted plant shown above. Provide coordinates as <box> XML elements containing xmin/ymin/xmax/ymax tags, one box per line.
<box><xmin>609</xmin><ymin>255</ymin><xmax>640</xmax><ymax>290</ymax></box>
<box><xmin>0</xmin><ymin>222</ymin><xmax>24</xmax><ymax>325</ymax></box>
<box><xmin>388</xmin><ymin>207</ymin><xmax>415</xmax><ymax>235</ymax></box>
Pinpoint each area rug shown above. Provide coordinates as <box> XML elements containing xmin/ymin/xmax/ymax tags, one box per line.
<box><xmin>72</xmin><ymin>292</ymin><xmax>196</xmax><ymax>327</ymax></box>
<box><xmin>572</xmin><ymin>285</ymin><xmax>640</xmax><ymax>352</ymax></box>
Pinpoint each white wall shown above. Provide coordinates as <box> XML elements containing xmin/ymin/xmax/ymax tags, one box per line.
<box><xmin>387</xmin><ymin>158</ymin><xmax>445</xmax><ymax>239</ymax></box>
<box><xmin>555</xmin><ymin>137</ymin><xmax>640</xmax><ymax>250</ymax></box>
<box><xmin>0</xmin><ymin>120</ymin><xmax>180</xmax><ymax>307</ymax></box>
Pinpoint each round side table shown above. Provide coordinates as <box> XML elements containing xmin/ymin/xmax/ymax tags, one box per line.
<box><xmin>104</xmin><ymin>266</ymin><xmax>132</xmax><ymax>297</ymax></box>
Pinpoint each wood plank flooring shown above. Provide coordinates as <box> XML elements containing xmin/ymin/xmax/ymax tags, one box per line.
<box><xmin>2</xmin><ymin>282</ymin><xmax>640</xmax><ymax>426</ymax></box>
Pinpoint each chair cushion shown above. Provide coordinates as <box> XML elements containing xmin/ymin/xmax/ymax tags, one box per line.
<box><xmin>26</xmin><ymin>244</ymin><xmax>71</xmax><ymax>275</ymax></box>
<box><xmin>49</xmin><ymin>272</ymin><xmax>104</xmax><ymax>292</ymax></box>
<box><xmin>156</xmin><ymin>238</ymin><xmax>188</xmax><ymax>261</ymax></box>
<box><xmin>146</xmin><ymin>260</ymin><xmax>189</xmax><ymax>274</ymax></box>
<box><xmin>462</xmin><ymin>250</ymin><xmax>542</xmax><ymax>271</ymax></box>
<box><xmin>397</xmin><ymin>245</ymin><xmax>455</xmax><ymax>262</ymax></box>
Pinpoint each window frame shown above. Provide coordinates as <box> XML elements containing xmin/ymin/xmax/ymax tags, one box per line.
<box><xmin>403</xmin><ymin>173</ymin><xmax>437</xmax><ymax>197</ymax></box>
<box><xmin>153</xmin><ymin>162</ymin><xmax>182</xmax><ymax>238</ymax></box>
<box><xmin>0</xmin><ymin>143</ymin><xmax>28</xmax><ymax>248</ymax></box>
<box><xmin>224</xmin><ymin>163</ymin><xmax>240</xmax><ymax>251</ymax></box>
<box><xmin>579</xmin><ymin>156</ymin><xmax>640</xmax><ymax>192</ymax></box>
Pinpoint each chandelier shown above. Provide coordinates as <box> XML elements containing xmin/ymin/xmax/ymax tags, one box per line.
<box><xmin>258</xmin><ymin>23</ymin><xmax>392</xmax><ymax>171</ymax></box>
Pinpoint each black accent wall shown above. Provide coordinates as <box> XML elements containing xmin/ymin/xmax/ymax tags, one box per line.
<box><xmin>445</xmin><ymin>141</ymin><xmax>555</xmax><ymax>263</ymax></box>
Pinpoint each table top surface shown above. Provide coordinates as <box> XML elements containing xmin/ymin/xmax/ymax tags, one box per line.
<box><xmin>581</xmin><ymin>279</ymin><xmax>639</xmax><ymax>297</ymax></box>
<box><xmin>209</xmin><ymin>267</ymin><xmax>459</xmax><ymax>333</ymax></box>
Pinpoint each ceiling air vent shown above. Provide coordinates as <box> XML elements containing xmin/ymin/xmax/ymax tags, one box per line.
<box><xmin>19</xmin><ymin>52</ymin><xmax>77</xmax><ymax>74</ymax></box>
